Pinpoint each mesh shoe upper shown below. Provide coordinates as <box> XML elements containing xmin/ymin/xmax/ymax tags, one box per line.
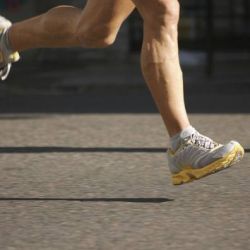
<box><xmin>168</xmin><ymin>130</ymin><xmax>238</xmax><ymax>174</ymax></box>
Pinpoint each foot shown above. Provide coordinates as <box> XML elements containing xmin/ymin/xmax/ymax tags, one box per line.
<box><xmin>0</xmin><ymin>16</ymin><xmax>20</xmax><ymax>81</ymax></box>
<box><xmin>168</xmin><ymin>128</ymin><xmax>244</xmax><ymax>185</ymax></box>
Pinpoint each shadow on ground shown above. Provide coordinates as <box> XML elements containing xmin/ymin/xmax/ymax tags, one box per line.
<box><xmin>0</xmin><ymin>197</ymin><xmax>172</xmax><ymax>203</ymax></box>
<box><xmin>0</xmin><ymin>146</ymin><xmax>249</xmax><ymax>154</ymax></box>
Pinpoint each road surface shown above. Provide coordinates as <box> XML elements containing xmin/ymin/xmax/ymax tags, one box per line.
<box><xmin>0</xmin><ymin>104</ymin><xmax>249</xmax><ymax>250</ymax></box>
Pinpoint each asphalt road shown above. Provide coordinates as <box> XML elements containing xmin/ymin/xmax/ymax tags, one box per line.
<box><xmin>0</xmin><ymin>110</ymin><xmax>249</xmax><ymax>250</ymax></box>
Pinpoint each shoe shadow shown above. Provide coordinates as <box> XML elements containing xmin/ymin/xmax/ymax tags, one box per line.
<box><xmin>0</xmin><ymin>197</ymin><xmax>173</xmax><ymax>203</ymax></box>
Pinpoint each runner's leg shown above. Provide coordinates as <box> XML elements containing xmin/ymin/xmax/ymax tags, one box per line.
<box><xmin>132</xmin><ymin>0</ymin><xmax>190</xmax><ymax>137</ymax></box>
<box><xmin>132</xmin><ymin>0</ymin><xmax>244</xmax><ymax>185</ymax></box>
<box><xmin>8</xmin><ymin>0</ymin><xmax>135</xmax><ymax>52</ymax></box>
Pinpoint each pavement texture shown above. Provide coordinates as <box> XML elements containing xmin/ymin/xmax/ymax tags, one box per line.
<box><xmin>0</xmin><ymin>98</ymin><xmax>249</xmax><ymax>250</ymax></box>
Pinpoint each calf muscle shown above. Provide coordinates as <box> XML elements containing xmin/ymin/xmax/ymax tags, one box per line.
<box><xmin>8</xmin><ymin>0</ymin><xmax>135</xmax><ymax>52</ymax></box>
<box><xmin>132</xmin><ymin>0</ymin><xmax>190</xmax><ymax>136</ymax></box>
<box><xmin>9</xmin><ymin>6</ymin><xmax>81</xmax><ymax>51</ymax></box>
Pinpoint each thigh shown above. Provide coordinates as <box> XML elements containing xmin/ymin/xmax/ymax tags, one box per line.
<box><xmin>79</xmin><ymin>0</ymin><xmax>135</xmax><ymax>31</ymax></box>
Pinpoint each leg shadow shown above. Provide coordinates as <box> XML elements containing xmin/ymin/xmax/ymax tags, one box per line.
<box><xmin>0</xmin><ymin>197</ymin><xmax>173</xmax><ymax>203</ymax></box>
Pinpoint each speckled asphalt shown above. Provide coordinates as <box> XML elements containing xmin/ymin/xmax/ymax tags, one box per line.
<box><xmin>0</xmin><ymin>102</ymin><xmax>249</xmax><ymax>250</ymax></box>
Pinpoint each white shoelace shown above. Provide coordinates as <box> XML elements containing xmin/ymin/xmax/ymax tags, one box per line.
<box><xmin>189</xmin><ymin>133</ymin><xmax>219</xmax><ymax>150</ymax></box>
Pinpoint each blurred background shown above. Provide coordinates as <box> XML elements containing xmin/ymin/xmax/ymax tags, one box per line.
<box><xmin>0</xmin><ymin>0</ymin><xmax>250</xmax><ymax>113</ymax></box>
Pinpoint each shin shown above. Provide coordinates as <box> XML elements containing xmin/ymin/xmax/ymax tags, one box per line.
<box><xmin>133</xmin><ymin>0</ymin><xmax>190</xmax><ymax>136</ymax></box>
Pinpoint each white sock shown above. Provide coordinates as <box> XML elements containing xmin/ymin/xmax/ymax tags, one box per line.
<box><xmin>170</xmin><ymin>126</ymin><xmax>196</xmax><ymax>151</ymax></box>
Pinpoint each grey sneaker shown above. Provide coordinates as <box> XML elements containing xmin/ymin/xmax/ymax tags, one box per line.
<box><xmin>167</xmin><ymin>129</ymin><xmax>244</xmax><ymax>185</ymax></box>
<box><xmin>0</xmin><ymin>16</ymin><xmax>20</xmax><ymax>80</ymax></box>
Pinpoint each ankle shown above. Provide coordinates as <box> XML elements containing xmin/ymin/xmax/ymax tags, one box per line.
<box><xmin>170</xmin><ymin>126</ymin><xmax>196</xmax><ymax>151</ymax></box>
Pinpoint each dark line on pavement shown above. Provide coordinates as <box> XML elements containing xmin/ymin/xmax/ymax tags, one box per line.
<box><xmin>0</xmin><ymin>147</ymin><xmax>167</xmax><ymax>154</ymax></box>
<box><xmin>0</xmin><ymin>147</ymin><xmax>249</xmax><ymax>154</ymax></box>
<box><xmin>0</xmin><ymin>197</ymin><xmax>172</xmax><ymax>203</ymax></box>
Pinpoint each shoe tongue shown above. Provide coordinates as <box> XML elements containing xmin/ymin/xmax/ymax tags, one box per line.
<box><xmin>180</xmin><ymin>126</ymin><xmax>196</xmax><ymax>139</ymax></box>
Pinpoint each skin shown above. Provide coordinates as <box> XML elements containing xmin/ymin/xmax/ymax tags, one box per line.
<box><xmin>131</xmin><ymin>0</ymin><xmax>190</xmax><ymax>136</ymax></box>
<box><xmin>8</xmin><ymin>0</ymin><xmax>190</xmax><ymax>137</ymax></box>
<box><xmin>9</xmin><ymin>1</ymin><xmax>135</xmax><ymax>50</ymax></box>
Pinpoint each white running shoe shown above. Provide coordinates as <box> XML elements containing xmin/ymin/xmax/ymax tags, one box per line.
<box><xmin>0</xmin><ymin>16</ymin><xmax>20</xmax><ymax>80</ymax></box>
<box><xmin>168</xmin><ymin>128</ymin><xmax>244</xmax><ymax>185</ymax></box>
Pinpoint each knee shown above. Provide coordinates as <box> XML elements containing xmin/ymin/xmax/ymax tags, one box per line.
<box><xmin>75</xmin><ymin>23</ymin><xmax>117</xmax><ymax>48</ymax></box>
<box><xmin>142</xmin><ymin>0</ymin><xmax>180</xmax><ymax>27</ymax></box>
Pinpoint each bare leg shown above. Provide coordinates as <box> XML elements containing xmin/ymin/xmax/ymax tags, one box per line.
<box><xmin>132</xmin><ymin>0</ymin><xmax>190</xmax><ymax>137</ymax></box>
<box><xmin>8</xmin><ymin>0</ymin><xmax>135</xmax><ymax>52</ymax></box>
<box><xmin>9</xmin><ymin>6</ymin><xmax>82</xmax><ymax>51</ymax></box>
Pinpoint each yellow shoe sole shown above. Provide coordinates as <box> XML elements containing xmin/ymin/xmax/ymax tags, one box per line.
<box><xmin>9</xmin><ymin>51</ymin><xmax>20</xmax><ymax>62</ymax></box>
<box><xmin>0</xmin><ymin>51</ymin><xmax>20</xmax><ymax>64</ymax></box>
<box><xmin>172</xmin><ymin>143</ymin><xmax>245</xmax><ymax>185</ymax></box>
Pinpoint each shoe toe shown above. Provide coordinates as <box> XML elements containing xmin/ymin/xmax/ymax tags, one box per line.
<box><xmin>214</xmin><ymin>141</ymin><xmax>240</xmax><ymax>158</ymax></box>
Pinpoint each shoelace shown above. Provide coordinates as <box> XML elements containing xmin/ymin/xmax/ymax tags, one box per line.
<box><xmin>189</xmin><ymin>133</ymin><xmax>219</xmax><ymax>150</ymax></box>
